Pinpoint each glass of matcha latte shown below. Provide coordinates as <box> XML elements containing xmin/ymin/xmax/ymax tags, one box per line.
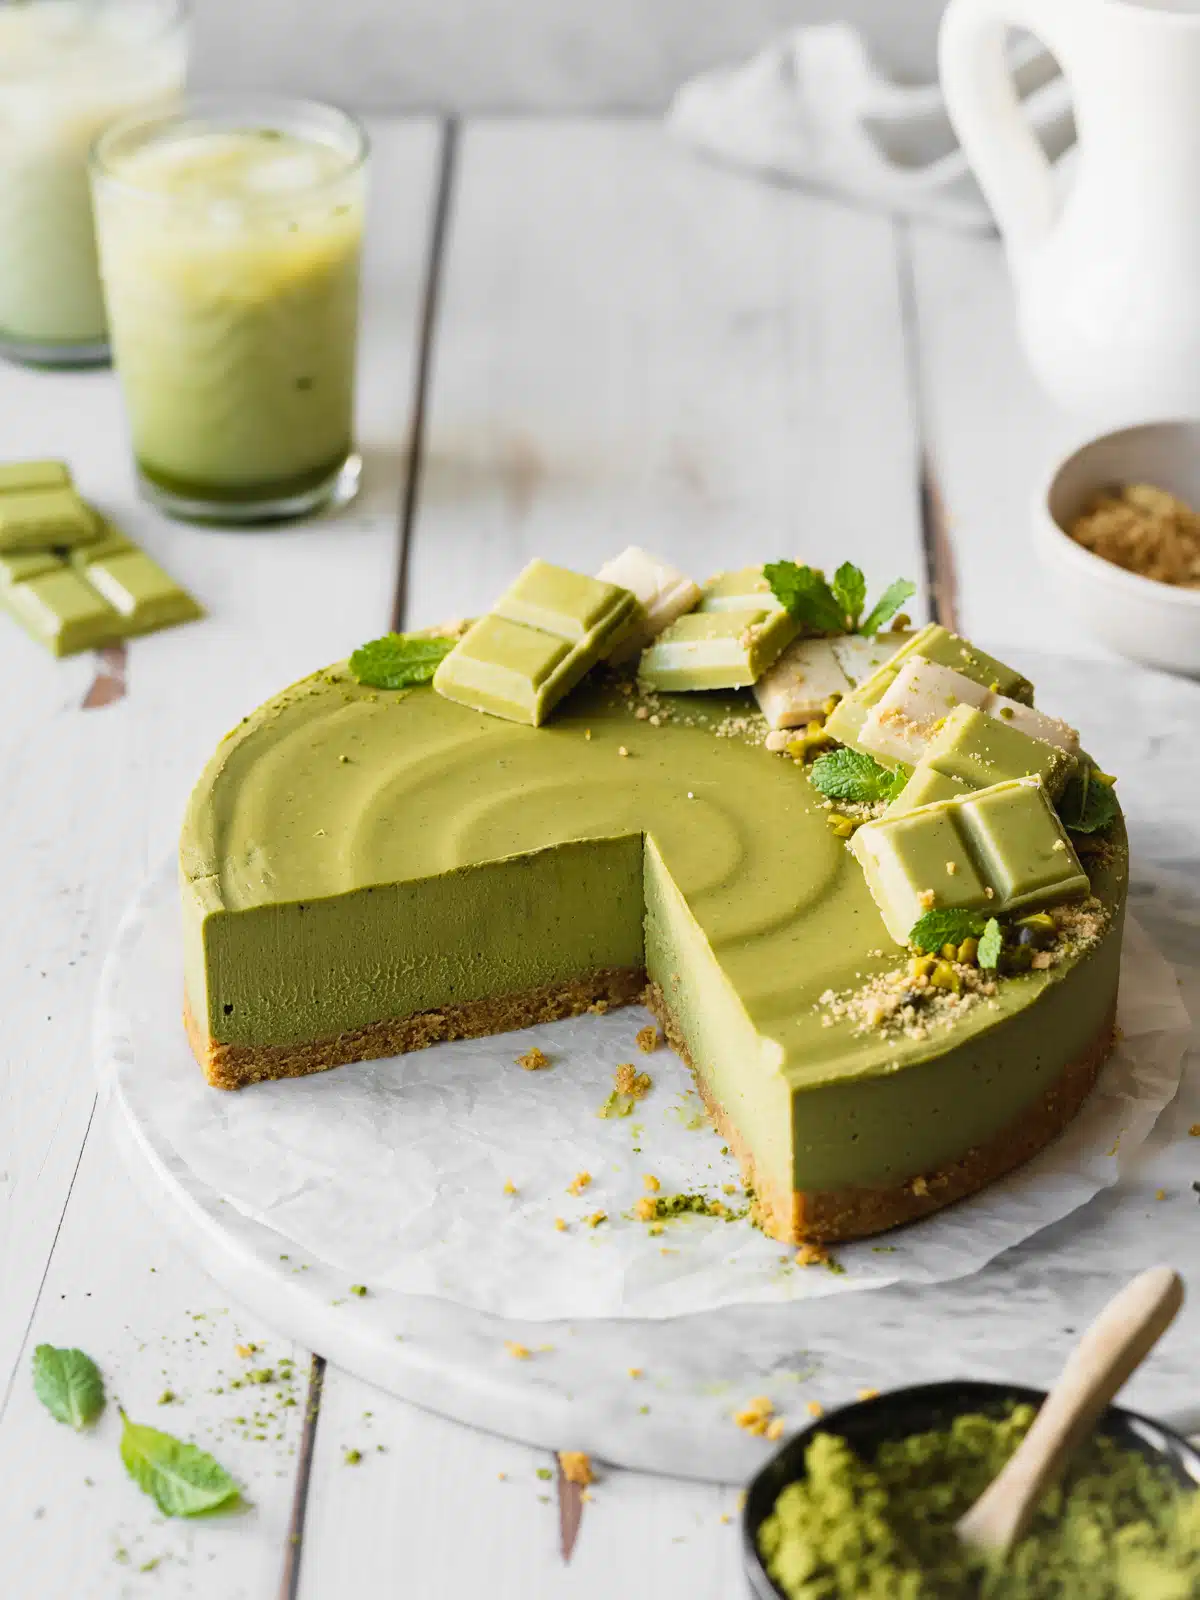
<box><xmin>91</xmin><ymin>97</ymin><xmax>367</xmax><ymax>523</ymax></box>
<box><xmin>0</xmin><ymin>0</ymin><xmax>186</xmax><ymax>367</ymax></box>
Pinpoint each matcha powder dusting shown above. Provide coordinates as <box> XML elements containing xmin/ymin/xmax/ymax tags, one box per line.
<box><xmin>757</xmin><ymin>1405</ymin><xmax>1200</xmax><ymax>1599</ymax></box>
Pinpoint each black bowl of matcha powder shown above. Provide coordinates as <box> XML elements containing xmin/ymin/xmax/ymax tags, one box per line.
<box><xmin>742</xmin><ymin>1381</ymin><xmax>1200</xmax><ymax>1599</ymax></box>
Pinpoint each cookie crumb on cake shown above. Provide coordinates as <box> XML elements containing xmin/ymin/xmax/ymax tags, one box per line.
<box><xmin>567</xmin><ymin>1171</ymin><xmax>591</xmax><ymax>1196</ymax></box>
<box><xmin>635</xmin><ymin>1024</ymin><xmax>660</xmax><ymax>1053</ymax></box>
<box><xmin>516</xmin><ymin>1046</ymin><xmax>550</xmax><ymax>1072</ymax></box>
<box><xmin>505</xmin><ymin>1342</ymin><xmax>530</xmax><ymax>1360</ymax></box>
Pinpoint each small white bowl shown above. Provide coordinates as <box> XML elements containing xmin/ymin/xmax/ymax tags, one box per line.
<box><xmin>1035</xmin><ymin>420</ymin><xmax>1200</xmax><ymax>675</ymax></box>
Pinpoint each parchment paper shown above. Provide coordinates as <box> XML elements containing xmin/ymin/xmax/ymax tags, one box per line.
<box><xmin>110</xmin><ymin>861</ymin><xmax>1191</xmax><ymax>1322</ymax></box>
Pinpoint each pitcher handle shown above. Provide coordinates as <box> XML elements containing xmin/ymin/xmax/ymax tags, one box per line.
<box><xmin>939</xmin><ymin>0</ymin><xmax>1081</xmax><ymax>255</ymax></box>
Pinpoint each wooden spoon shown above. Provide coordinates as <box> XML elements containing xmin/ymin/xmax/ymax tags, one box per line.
<box><xmin>956</xmin><ymin>1265</ymin><xmax>1185</xmax><ymax>1559</ymax></box>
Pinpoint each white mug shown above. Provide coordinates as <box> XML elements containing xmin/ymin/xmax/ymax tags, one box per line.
<box><xmin>940</xmin><ymin>0</ymin><xmax>1200</xmax><ymax>420</ymax></box>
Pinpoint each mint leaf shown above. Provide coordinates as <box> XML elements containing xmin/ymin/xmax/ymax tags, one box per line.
<box><xmin>348</xmin><ymin>633</ymin><xmax>454</xmax><ymax>690</ymax></box>
<box><xmin>33</xmin><ymin>1345</ymin><xmax>104</xmax><ymax>1429</ymax></box>
<box><xmin>120</xmin><ymin>1412</ymin><xmax>240</xmax><ymax>1518</ymax></box>
<box><xmin>860</xmin><ymin>577</ymin><xmax>917</xmax><ymax>637</ymax></box>
<box><xmin>763</xmin><ymin>561</ymin><xmax>846</xmax><ymax>634</ymax></box>
<box><xmin>908</xmin><ymin>909</ymin><xmax>986</xmax><ymax>953</ymax></box>
<box><xmin>1058</xmin><ymin>766</ymin><xmax>1119</xmax><ymax>835</ymax></box>
<box><xmin>809</xmin><ymin>748</ymin><xmax>903</xmax><ymax>805</ymax></box>
<box><xmin>978</xmin><ymin>918</ymin><xmax>1003</xmax><ymax>971</ymax></box>
<box><xmin>831</xmin><ymin>563</ymin><xmax>867</xmax><ymax>629</ymax></box>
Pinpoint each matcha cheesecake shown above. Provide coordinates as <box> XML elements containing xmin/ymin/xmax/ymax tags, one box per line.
<box><xmin>181</xmin><ymin>553</ymin><xmax>1126</xmax><ymax>1242</ymax></box>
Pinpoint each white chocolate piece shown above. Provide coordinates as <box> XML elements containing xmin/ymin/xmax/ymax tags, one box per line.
<box><xmin>830</xmin><ymin>630</ymin><xmax>912</xmax><ymax>686</ymax></box>
<box><xmin>989</xmin><ymin>694</ymin><xmax>1080</xmax><ymax>754</ymax></box>
<box><xmin>859</xmin><ymin>658</ymin><xmax>990</xmax><ymax>766</ymax></box>
<box><xmin>753</xmin><ymin>637</ymin><xmax>852</xmax><ymax>730</ymax></box>
<box><xmin>596</xmin><ymin>546</ymin><xmax>701</xmax><ymax>661</ymax></box>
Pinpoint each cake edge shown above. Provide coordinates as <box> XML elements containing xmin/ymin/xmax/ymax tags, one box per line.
<box><xmin>184</xmin><ymin>966</ymin><xmax>647</xmax><ymax>1091</ymax></box>
<box><xmin>186</xmin><ymin>967</ymin><xmax>1115</xmax><ymax>1248</ymax></box>
<box><xmin>644</xmin><ymin>981</ymin><xmax>1116</xmax><ymax>1245</ymax></box>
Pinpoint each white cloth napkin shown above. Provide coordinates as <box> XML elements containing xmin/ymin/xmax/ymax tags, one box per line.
<box><xmin>667</xmin><ymin>22</ymin><xmax>1075</xmax><ymax>232</ymax></box>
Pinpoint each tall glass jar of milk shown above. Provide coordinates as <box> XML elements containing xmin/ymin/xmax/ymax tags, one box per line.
<box><xmin>91</xmin><ymin>97</ymin><xmax>366</xmax><ymax>523</ymax></box>
<box><xmin>0</xmin><ymin>0</ymin><xmax>186</xmax><ymax>367</ymax></box>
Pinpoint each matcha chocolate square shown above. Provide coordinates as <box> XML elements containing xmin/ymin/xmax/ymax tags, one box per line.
<box><xmin>495</xmin><ymin>558</ymin><xmax>632</xmax><ymax>644</ymax></box>
<box><xmin>1</xmin><ymin>566</ymin><xmax>124</xmax><ymax>657</ymax></box>
<box><xmin>637</xmin><ymin>606</ymin><xmax>798</xmax><ymax>691</ymax></box>
<box><xmin>0</xmin><ymin>460</ymin><xmax>71</xmax><ymax>494</ymax></box>
<box><xmin>853</xmin><ymin>778</ymin><xmax>1089</xmax><ymax>943</ymax></box>
<box><xmin>698</xmin><ymin>565</ymin><xmax>780</xmax><ymax>612</ymax></box>
<box><xmin>84</xmin><ymin>550</ymin><xmax>205</xmax><ymax>634</ymax></box>
<box><xmin>920</xmin><ymin>704</ymin><xmax>1077</xmax><ymax>798</ymax></box>
<box><xmin>434</xmin><ymin>561</ymin><xmax>637</xmax><ymax>725</ymax></box>
<box><xmin>0</xmin><ymin>487</ymin><xmax>99</xmax><ymax>552</ymax></box>
<box><xmin>852</xmin><ymin>806</ymin><xmax>989</xmax><ymax>942</ymax></box>
<box><xmin>0</xmin><ymin>548</ymin><xmax>63</xmax><ymax>585</ymax></box>
<box><xmin>885</xmin><ymin>763</ymin><xmax>969</xmax><ymax>816</ymax></box>
<box><xmin>962</xmin><ymin>782</ymin><xmax>1090</xmax><ymax>909</ymax></box>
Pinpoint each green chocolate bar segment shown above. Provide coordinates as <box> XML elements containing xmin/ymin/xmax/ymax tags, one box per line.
<box><xmin>0</xmin><ymin>460</ymin><xmax>71</xmax><ymax>494</ymax></box>
<box><xmin>494</xmin><ymin>558</ymin><xmax>632</xmax><ymax>643</ymax></box>
<box><xmin>825</xmin><ymin>623</ymin><xmax>1033</xmax><ymax>750</ymax></box>
<box><xmin>0</xmin><ymin>548</ymin><xmax>63</xmax><ymax>585</ymax></box>
<box><xmin>885</xmin><ymin>764</ymin><xmax>970</xmax><ymax>817</ymax></box>
<box><xmin>433</xmin><ymin>559</ymin><xmax>638</xmax><ymax>726</ymax></box>
<box><xmin>84</xmin><ymin>550</ymin><xmax>205</xmax><ymax>633</ymax></box>
<box><xmin>917</xmin><ymin>704</ymin><xmax>1076</xmax><ymax>798</ymax></box>
<box><xmin>698</xmin><ymin>565</ymin><xmax>779</xmax><ymax>612</ymax></box>
<box><xmin>852</xmin><ymin>778</ymin><xmax>1089</xmax><ymax>944</ymax></box>
<box><xmin>0</xmin><ymin>487</ymin><xmax>98</xmax><ymax>552</ymax></box>
<box><xmin>69</xmin><ymin>517</ymin><xmax>135</xmax><ymax>568</ymax></box>
<box><xmin>0</xmin><ymin>565</ymin><xmax>125</xmax><ymax>657</ymax></box>
<box><xmin>637</xmin><ymin>606</ymin><xmax>798</xmax><ymax>691</ymax></box>
<box><xmin>965</xmin><ymin>782</ymin><xmax>1090</xmax><ymax>907</ymax></box>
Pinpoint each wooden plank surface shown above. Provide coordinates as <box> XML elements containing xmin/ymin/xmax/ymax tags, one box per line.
<box><xmin>406</xmin><ymin>118</ymin><xmax>925</xmax><ymax>627</ymax></box>
<box><xmin>0</xmin><ymin>120</ymin><xmax>439</xmax><ymax>1599</ymax></box>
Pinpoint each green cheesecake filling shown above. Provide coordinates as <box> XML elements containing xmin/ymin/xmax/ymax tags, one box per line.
<box><xmin>181</xmin><ymin>666</ymin><xmax>1125</xmax><ymax>1203</ymax></box>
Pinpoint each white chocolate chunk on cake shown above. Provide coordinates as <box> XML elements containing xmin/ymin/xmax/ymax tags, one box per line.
<box><xmin>754</xmin><ymin>637</ymin><xmax>852</xmax><ymax>730</ymax></box>
<box><xmin>596</xmin><ymin>546</ymin><xmax>701</xmax><ymax>661</ymax></box>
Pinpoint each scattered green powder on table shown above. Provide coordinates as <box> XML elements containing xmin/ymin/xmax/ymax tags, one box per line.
<box><xmin>758</xmin><ymin>1405</ymin><xmax>1200</xmax><ymax>1598</ymax></box>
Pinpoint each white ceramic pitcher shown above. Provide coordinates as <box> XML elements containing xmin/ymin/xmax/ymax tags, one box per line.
<box><xmin>940</xmin><ymin>0</ymin><xmax>1200</xmax><ymax>419</ymax></box>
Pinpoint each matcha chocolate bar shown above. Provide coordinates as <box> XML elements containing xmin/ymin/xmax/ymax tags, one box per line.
<box><xmin>920</xmin><ymin>705</ymin><xmax>1075</xmax><ymax>796</ymax></box>
<box><xmin>0</xmin><ymin>564</ymin><xmax>128</xmax><ymax>656</ymax></box>
<box><xmin>637</xmin><ymin>605</ymin><xmax>798</xmax><ymax>691</ymax></box>
<box><xmin>0</xmin><ymin>486</ymin><xmax>99</xmax><ymax>552</ymax></box>
<box><xmin>825</xmin><ymin>623</ymin><xmax>1034</xmax><ymax>751</ymax></box>
<box><xmin>852</xmin><ymin>778</ymin><xmax>1089</xmax><ymax>944</ymax></box>
<box><xmin>433</xmin><ymin>558</ymin><xmax>638</xmax><ymax>725</ymax></box>
<box><xmin>0</xmin><ymin>528</ymin><xmax>202</xmax><ymax>657</ymax></box>
<box><xmin>82</xmin><ymin>549</ymin><xmax>204</xmax><ymax>633</ymax></box>
<box><xmin>0</xmin><ymin>460</ymin><xmax>71</xmax><ymax>494</ymax></box>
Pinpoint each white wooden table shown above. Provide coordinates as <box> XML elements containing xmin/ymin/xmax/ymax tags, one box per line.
<box><xmin>0</xmin><ymin>116</ymin><xmax>1179</xmax><ymax>1598</ymax></box>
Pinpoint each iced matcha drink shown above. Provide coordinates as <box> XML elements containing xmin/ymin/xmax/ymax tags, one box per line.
<box><xmin>91</xmin><ymin>98</ymin><xmax>366</xmax><ymax>522</ymax></box>
<box><xmin>0</xmin><ymin>0</ymin><xmax>185</xmax><ymax>366</ymax></box>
